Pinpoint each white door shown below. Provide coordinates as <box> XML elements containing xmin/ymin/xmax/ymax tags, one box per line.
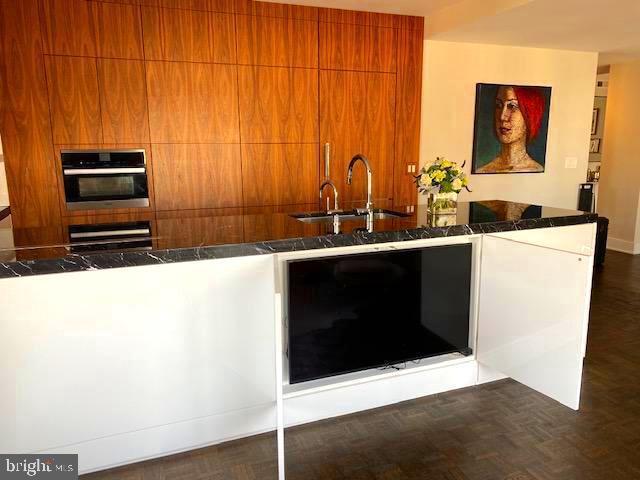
<box><xmin>477</xmin><ymin>235</ymin><xmax>593</xmax><ymax>410</ymax></box>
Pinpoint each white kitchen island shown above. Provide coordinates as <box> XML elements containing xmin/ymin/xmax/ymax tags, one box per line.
<box><xmin>0</xmin><ymin>204</ymin><xmax>597</xmax><ymax>475</ymax></box>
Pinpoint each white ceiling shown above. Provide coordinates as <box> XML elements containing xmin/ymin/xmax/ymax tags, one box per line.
<box><xmin>427</xmin><ymin>0</ymin><xmax>640</xmax><ymax>66</ymax></box>
<box><xmin>272</xmin><ymin>0</ymin><xmax>640</xmax><ymax>65</ymax></box>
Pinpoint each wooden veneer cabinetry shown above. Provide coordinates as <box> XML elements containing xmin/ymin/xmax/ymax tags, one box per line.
<box><xmin>0</xmin><ymin>0</ymin><xmax>423</xmax><ymax>227</ymax></box>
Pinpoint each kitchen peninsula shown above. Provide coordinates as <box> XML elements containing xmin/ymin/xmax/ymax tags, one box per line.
<box><xmin>0</xmin><ymin>201</ymin><xmax>597</xmax><ymax>475</ymax></box>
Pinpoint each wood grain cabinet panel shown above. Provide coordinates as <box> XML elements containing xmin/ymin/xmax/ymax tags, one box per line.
<box><xmin>152</xmin><ymin>144</ymin><xmax>243</xmax><ymax>210</ymax></box>
<box><xmin>138</xmin><ymin>0</ymin><xmax>236</xmax><ymax>13</ymax></box>
<box><xmin>243</xmin><ymin>205</ymin><xmax>320</xmax><ymax>243</ymax></box>
<box><xmin>146</xmin><ymin>61</ymin><xmax>239</xmax><ymax>143</ymax></box>
<box><xmin>319</xmin><ymin>8</ymin><xmax>395</xmax><ymax>27</ymax></box>
<box><xmin>45</xmin><ymin>56</ymin><xmax>103</xmax><ymax>144</ymax></box>
<box><xmin>142</xmin><ymin>6</ymin><xmax>235</xmax><ymax>63</ymax></box>
<box><xmin>208</xmin><ymin>11</ymin><xmax>236</xmax><ymax>63</ymax></box>
<box><xmin>236</xmin><ymin>15</ymin><xmax>318</xmax><ymax>68</ymax></box>
<box><xmin>320</xmin><ymin>70</ymin><xmax>396</xmax><ymax>205</ymax></box>
<box><xmin>242</xmin><ymin>144</ymin><xmax>318</xmax><ymax>206</ymax></box>
<box><xmin>92</xmin><ymin>1</ymin><xmax>144</xmax><ymax>59</ymax></box>
<box><xmin>238</xmin><ymin>66</ymin><xmax>318</xmax><ymax>143</ymax></box>
<box><xmin>94</xmin><ymin>0</ymin><xmax>139</xmax><ymax>4</ymax></box>
<box><xmin>320</xmin><ymin>22</ymin><xmax>397</xmax><ymax>73</ymax></box>
<box><xmin>0</xmin><ymin>0</ymin><xmax>62</xmax><ymax>227</ymax></box>
<box><xmin>156</xmin><ymin>212</ymin><xmax>244</xmax><ymax>249</ymax></box>
<box><xmin>235</xmin><ymin>1</ymin><xmax>318</xmax><ymax>20</ymax></box>
<box><xmin>394</xmin><ymin>27</ymin><xmax>423</xmax><ymax>206</ymax></box>
<box><xmin>98</xmin><ymin>59</ymin><xmax>150</xmax><ymax>143</ymax></box>
<box><xmin>39</xmin><ymin>0</ymin><xmax>97</xmax><ymax>56</ymax></box>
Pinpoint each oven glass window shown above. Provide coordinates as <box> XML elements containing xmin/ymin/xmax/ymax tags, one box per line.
<box><xmin>78</xmin><ymin>176</ymin><xmax>135</xmax><ymax>198</ymax></box>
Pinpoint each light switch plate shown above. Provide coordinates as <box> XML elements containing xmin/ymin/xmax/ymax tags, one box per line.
<box><xmin>565</xmin><ymin>157</ymin><xmax>578</xmax><ymax>169</ymax></box>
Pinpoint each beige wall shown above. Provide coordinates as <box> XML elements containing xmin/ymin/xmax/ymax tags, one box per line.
<box><xmin>419</xmin><ymin>41</ymin><xmax>598</xmax><ymax>209</ymax></box>
<box><xmin>598</xmin><ymin>61</ymin><xmax>640</xmax><ymax>254</ymax></box>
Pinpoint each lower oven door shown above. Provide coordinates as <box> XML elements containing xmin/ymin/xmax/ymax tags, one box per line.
<box><xmin>68</xmin><ymin>221</ymin><xmax>153</xmax><ymax>253</ymax></box>
<box><xmin>63</xmin><ymin>169</ymin><xmax>150</xmax><ymax>210</ymax></box>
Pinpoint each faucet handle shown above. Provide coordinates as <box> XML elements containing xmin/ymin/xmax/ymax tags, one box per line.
<box><xmin>324</xmin><ymin>143</ymin><xmax>331</xmax><ymax>178</ymax></box>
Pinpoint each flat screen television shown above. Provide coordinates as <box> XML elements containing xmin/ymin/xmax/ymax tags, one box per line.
<box><xmin>287</xmin><ymin>244</ymin><xmax>473</xmax><ymax>384</ymax></box>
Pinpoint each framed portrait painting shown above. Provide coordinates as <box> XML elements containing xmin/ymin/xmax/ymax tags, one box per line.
<box><xmin>472</xmin><ymin>83</ymin><xmax>552</xmax><ymax>174</ymax></box>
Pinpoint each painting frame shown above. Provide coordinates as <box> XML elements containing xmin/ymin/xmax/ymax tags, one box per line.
<box><xmin>471</xmin><ymin>83</ymin><xmax>552</xmax><ymax>175</ymax></box>
<box><xmin>591</xmin><ymin>108</ymin><xmax>600</xmax><ymax>135</ymax></box>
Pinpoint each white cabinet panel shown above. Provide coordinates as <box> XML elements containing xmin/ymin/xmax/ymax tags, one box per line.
<box><xmin>0</xmin><ymin>255</ymin><xmax>276</xmax><ymax>471</ymax></box>
<box><xmin>490</xmin><ymin>222</ymin><xmax>596</xmax><ymax>256</ymax></box>
<box><xmin>477</xmin><ymin>235</ymin><xmax>593</xmax><ymax>410</ymax></box>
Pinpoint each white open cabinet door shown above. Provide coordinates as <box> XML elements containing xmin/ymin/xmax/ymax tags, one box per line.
<box><xmin>477</xmin><ymin>235</ymin><xmax>593</xmax><ymax>410</ymax></box>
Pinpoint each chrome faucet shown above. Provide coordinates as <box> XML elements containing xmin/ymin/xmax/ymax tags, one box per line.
<box><xmin>347</xmin><ymin>154</ymin><xmax>373</xmax><ymax>214</ymax></box>
<box><xmin>319</xmin><ymin>179</ymin><xmax>340</xmax><ymax>214</ymax></box>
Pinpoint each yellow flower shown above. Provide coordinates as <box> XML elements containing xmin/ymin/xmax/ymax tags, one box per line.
<box><xmin>440</xmin><ymin>160</ymin><xmax>453</xmax><ymax>169</ymax></box>
<box><xmin>432</xmin><ymin>170</ymin><xmax>446</xmax><ymax>183</ymax></box>
<box><xmin>451</xmin><ymin>178</ymin><xmax>463</xmax><ymax>191</ymax></box>
<box><xmin>420</xmin><ymin>173</ymin><xmax>432</xmax><ymax>186</ymax></box>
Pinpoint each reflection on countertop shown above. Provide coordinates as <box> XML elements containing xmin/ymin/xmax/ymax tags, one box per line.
<box><xmin>0</xmin><ymin>200</ymin><xmax>596</xmax><ymax>277</ymax></box>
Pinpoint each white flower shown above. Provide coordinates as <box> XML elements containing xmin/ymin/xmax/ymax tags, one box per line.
<box><xmin>451</xmin><ymin>178</ymin><xmax>463</xmax><ymax>191</ymax></box>
<box><xmin>420</xmin><ymin>173</ymin><xmax>432</xmax><ymax>186</ymax></box>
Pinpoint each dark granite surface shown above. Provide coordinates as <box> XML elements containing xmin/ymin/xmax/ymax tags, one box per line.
<box><xmin>0</xmin><ymin>200</ymin><xmax>596</xmax><ymax>278</ymax></box>
<box><xmin>0</xmin><ymin>206</ymin><xmax>9</xmax><ymax>222</ymax></box>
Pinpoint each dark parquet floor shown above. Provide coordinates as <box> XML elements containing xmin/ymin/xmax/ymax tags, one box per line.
<box><xmin>84</xmin><ymin>251</ymin><xmax>640</xmax><ymax>480</ymax></box>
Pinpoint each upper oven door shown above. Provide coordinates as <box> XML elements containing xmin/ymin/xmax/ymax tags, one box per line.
<box><xmin>62</xmin><ymin>150</ymin><xmax>150</xmax><ymax>210</ymax></box>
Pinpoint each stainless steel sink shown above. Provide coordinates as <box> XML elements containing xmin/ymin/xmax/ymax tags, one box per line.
<box><xmin>290</xmin><ymin>209</ymin><xmax>410</xmax><ymax>224</ymax></box>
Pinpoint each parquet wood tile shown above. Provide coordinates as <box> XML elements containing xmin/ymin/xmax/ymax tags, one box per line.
<box><xmin>83</xmin><ymin>252</ymin><xmax>640</xmax><ymax>480</ymax></box>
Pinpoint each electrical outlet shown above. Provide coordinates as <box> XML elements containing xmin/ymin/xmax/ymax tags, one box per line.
<box><xmin>565</xmin><ymin>157</ymin><xmax>578</xmax><ymax>169</ymax></box>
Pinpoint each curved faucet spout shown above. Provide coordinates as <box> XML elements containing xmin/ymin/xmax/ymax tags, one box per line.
<box><xmin>346</xmin><ymin>154</ymin><xmax>373</xmax><ymax>212</ymax></box>
<box><xmin>319</xmin><ymin>179</ymin><xmax>340</xmax><ymax>213</ymax></box>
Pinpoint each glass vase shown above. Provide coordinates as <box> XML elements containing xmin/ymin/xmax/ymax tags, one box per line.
<box><xmin>428</xmin><ymin>192</ymin><xmax>458</xmax><ymax>214</ymax></box>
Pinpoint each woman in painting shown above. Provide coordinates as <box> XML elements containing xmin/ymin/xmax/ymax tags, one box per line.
<box><xmin>477</xmin><ymin>85</ymin><xmax>546</xmax><ymax>173</ymax></box>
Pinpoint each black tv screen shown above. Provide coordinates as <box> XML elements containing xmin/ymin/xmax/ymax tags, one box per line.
<box><xmin>287</xmin><ymin>244</ymin><xmax>473</xmax><ymax>384</ymax></box>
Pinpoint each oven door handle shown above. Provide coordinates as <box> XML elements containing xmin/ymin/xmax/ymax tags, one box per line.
<box><xmin>70</xmin><ymin>228</ymin><xmax>151</xmax><ymax>239</ymax></box>
<box><xmin>63</xmin><ymin>168</ymin><xmax>146</xmax><ymax>175</ymax></box>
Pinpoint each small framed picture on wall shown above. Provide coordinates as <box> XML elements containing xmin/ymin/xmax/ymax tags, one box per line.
<box><xmin>591</xmin><ymin>108</ymin><xmax>599</xmax><ymax>135</ymax></box>
<box><xmin>589</xmin><ymin>138</ymin><xmax>601</xmax><ymax>153</ymax></box>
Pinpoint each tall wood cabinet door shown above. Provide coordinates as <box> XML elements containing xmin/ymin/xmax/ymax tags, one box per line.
<box><xmin>477</xmin><ymin>235</ymin><xmax>593</xmax><ymax>410</ymax></box>
<box><xmin>0</xmin><ymin>0</ymin><xmax>62</xmax><ymax>228</ymax></box>
<box><xmin>45</xmin><ymin>56</ymin><xmax>103</xmax><ymax>144</ymax></box>
<box><xmin>319</xmin><ymin>22</ymin><xmax>396</xmax><ymax>73</ymax></box>
<box><xmin>320</xmin><ymin>70</ymin><xmax>396</xmax><ymax>205</ymax></box>
<box><xmin>98</xmin><ymin>59</ymin><xmax>150</xmax><ymax>143</ymax></box>
<box><xmin>394</xmin><ymin>27</ymin><xmax>423</xmax><ymax>206</ymax></box>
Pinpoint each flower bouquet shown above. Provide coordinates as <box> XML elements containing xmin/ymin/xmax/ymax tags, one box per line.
<box><xmin>415</xmin><ymin>157</ymin><xmax>470</xmax><ymax>214</ymax></box>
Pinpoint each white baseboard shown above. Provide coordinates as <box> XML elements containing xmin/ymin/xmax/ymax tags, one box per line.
<box><xmin>607</xmin><ymin>237</ymin><xmax>640</xmax><ymax>255</ymax></box>
<box><xmin>284</xmin><ymin>360</ymin><xmax>478</xmax><ymax>427</ymax></box>
<box><xmin>477</xmin><ymin>364</ymin><xmax>509</xmax><ymax>385</ymax></box>
<box><xmin>52</xmin><ymin>403</ymin><xmax>276</xmax><ymax>475</ymax></box>
<box><xmin>59</xmin><ymin>360</ymin><xmax>481</xmax><ymax>475</ymax></box>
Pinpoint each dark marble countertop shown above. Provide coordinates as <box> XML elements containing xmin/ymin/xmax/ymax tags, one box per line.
<box><xmin>0</xmin><ymin>206</ymin><xmax>9</xmax><ymax>222</ymax></box>
<box><xmin>0</xmin><ymin>200</ymin><xmax>596</xmax><ymax>278</ymax></box>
